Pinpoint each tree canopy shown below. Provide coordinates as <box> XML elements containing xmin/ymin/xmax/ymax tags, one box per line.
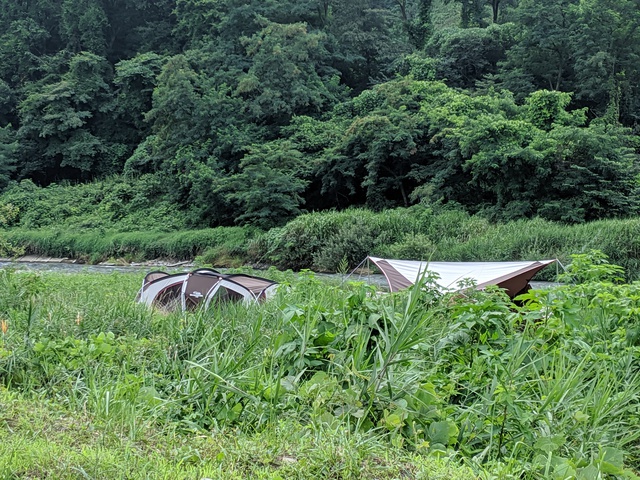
<box><xmin>0</xmin><ymin>0</ymin><xmax>639</xmax><ymax>228</ymax></box>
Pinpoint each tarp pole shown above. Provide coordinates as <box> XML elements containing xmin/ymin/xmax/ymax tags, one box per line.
<box><xmin>343</xmin><ymin>257</ymin><xmax>368</xmax><ymax>286</ymax></box>
<box><xmin>555</xmin><ymin>258</ymin><xmax>566</xmax><ymax>273</ymax></box>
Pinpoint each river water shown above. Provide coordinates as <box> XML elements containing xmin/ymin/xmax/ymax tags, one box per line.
<box><xmin>0</xmin><ymin>261</ymin><xmax>560</xmax><ymax>290</ymax></box>
<box><xmin>0</xmin><ymin>261</ymin><xmax>172</xmax><ymax>274</ymax></box>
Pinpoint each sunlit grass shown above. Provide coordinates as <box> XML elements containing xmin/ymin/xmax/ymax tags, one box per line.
<box><xmin>0</xmin><ymin>388</ymin><xmax>477</xmax><ymax>479</ymax></box>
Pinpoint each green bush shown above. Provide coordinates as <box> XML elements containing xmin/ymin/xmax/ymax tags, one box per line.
<box><xmin>0</xmin><ymin>177</ymin><xmax>188</xmax><ymax>233</ymax></box>
<box><xmin>312</xmin><ymin>219</ymin><xmax>392</xmax><ymax>272</ymax></box>
<box><xmin>383</xmin><ymin>232</ymin><xmax>434</xmax><ymax>260</ymax></box>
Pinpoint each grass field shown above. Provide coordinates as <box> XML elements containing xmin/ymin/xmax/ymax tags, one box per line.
<box><xmin>0</xmin><ymin>252</ymin><xmax>638</xmax><ymax>478</ymax></box>
<box><xmin>0</xmin><ymin>388</ymin><xmax>477</xmax><ymax>479</ymax></box>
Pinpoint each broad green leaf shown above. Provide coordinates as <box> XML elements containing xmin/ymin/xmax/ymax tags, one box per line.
<box><xmin>598</xmin><ymin>447</ymin><xmax>624</xmax><ymax>475</ymax></box>
<box><xmin>534</xmin><ymin>435</ymin><xmax>565</xmax><ymax>453</ymax></box>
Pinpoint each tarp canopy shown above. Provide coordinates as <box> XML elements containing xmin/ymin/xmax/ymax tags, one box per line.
<box><xmin>367</xmin><ymin>257</ymin><xmax>556</xmax><ymax>298</ymax></box>
<box><xmin>136</xmin><ymin>268</ymin><xmax>278</xmax><ymax>311</ymax></box>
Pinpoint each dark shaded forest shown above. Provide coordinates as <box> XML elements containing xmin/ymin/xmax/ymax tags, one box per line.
<box><xmin>1</xmin><ymin>0</ymin><xmax>640</xmax><ymax>229</ymax></box>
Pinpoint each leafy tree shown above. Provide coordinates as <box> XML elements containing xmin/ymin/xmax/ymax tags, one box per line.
<box><xmin>326</xmin><ymin>0</ymin><xmax>412</xmax><ymax>92</ymax></box>
<box><xmin>100</xmin><ymin>0</ymin><xmax>177</xmax><ymax>60</ymax></box>
<box><xmin>570</xmin><ymin>0</ymin><xmax>640</xmax><ymax>121</ymax></box>
<box><xmin>392</xmin><ymin>0</ymin><xmax>434</xmax><ymax>48</ymax></box>
<box><xmin>61</xmin><ymin>0</ymin><xmax>109</xmax><ymax>54</ymax></box>
<box><xmin>316</xmin><ymin>79</ymin><xmax>438</xmax><ymax>209</ymax></box>
<box><xmin>524</xmin><ymin>89</ymin><xmax>585</xmax><ymax>131</ymax></box>
<box><xmin>500</xmin><ymin>0</ymin><xmax>578</xmax><ymax>98</ymax></box>
<box><xmin>441</xmin><ymin>0</ymin><xmax>488</xmax><ymax>27</ymax></box>
<box><xmin>0</xmin><ymin>80</ymin><xmax>15</xmax><ymax>126</ymax></box>
<box><xmin>427</xmin><ymin>23</ymin><xmax>516</xmax><ymax>89</ymax></box>
<box><xmin>283</xmin><ymin>114</ymin><xmax>351</xmax><ymax>210</ymax></box>
<box><xmin>535</xmin><ymin>123</ymin><xmax>640</xmax><ymax>222</ymax></box>
<box><xmin>141</xmin><ymin>54</ymin><xmax>206</xmax><ymax>171</ymax></box>
<box><xmin>221</xmin><ymin>141</ymin><xmax>309</xmax><ymax>228</ymax></box>
<box><xmin>113</xmin><ymin>52</ymin><xmax>165</xmax><ymax>151</ymax></box>
<box><xmin>17</xmin><ymin>52</ymin><xmax>117</xmax><ymax>181</ymax></box>
<box><xmin>455</xmin><ymin>92</ymin><xmax>639</xmax><ymax>221</ymax></box>
<box><xmin>444</xmin><ymin>0</ymin><xmax>517</xmax><ymax>27</ymax></box>
<box><xmin>0</xmin><ymin>125</ymin><xmax>17</xmax><ymax>190</ymax></box>
<box><xmin>237</xmin><ymin>19</ymin><xmax>345</xmax><ymax>125</ymax></box>
<box><xmin>140</xmin><ymin>53</ymin><xmax>263</xmax><ymax>174</ymax></box>
<box><xmin>173</xmin><ymin>0</ymin><xmax>228</xmax><ymax>48</ymax></box>
<box><xmin>0</xmin><ymin>18</ymin><xmax>50</xmax><ymax>87</ymax></box>
<box><xmin>337</xmin><ymin>110</ymin><xmax>423</xmax><ymax>209</ymax></box>
<box><xmin>173</xmin><ymin>0</ymin><xmax>322</xmax><ymax>51</ymax></box>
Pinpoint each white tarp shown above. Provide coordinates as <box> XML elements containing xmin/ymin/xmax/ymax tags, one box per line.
<box><xmin>368</xmin><ymin>257</ymin><xmax>556</xmax><ymax>296</ymax></box>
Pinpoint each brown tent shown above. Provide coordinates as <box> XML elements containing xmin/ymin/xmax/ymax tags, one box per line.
<box><xmin>136</xmin><ymin>268</ymin><xmax>278</xmax><ymax>311</ymax></box>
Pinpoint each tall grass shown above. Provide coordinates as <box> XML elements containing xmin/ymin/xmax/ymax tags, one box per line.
<box><xmin>0</xmin><ymin>252</ymin><xmax>637</xmax><ymax>477</ymax></box>
<box><xmin>3</xmin><ymin>227</ymin><xmax>254</xmax><ymax>264</ymax></box>
<box><xmin>251</xmin><ymin>207</ymin><xmax>640</xmax><ymax>279</ymax></box>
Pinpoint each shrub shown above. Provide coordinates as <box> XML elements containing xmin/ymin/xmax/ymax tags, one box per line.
<box><xmin>313</xmin><ymin>220</ymin><xmax>392</xmax><ymax>272</ymax></box>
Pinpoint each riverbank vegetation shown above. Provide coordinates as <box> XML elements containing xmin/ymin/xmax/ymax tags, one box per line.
<box><xmin>5</xmin><ymin>203</ymin><xmax>640</xmax><ymax>281</ymax></box>
<box><xmin>0</xmin><ymin>252</ymin><xmax>639</xmax><ymax>478</ymax></box>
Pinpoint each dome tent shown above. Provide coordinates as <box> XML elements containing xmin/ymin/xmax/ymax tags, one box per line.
<box><xmin>136</xmin><ymin>268</ymin><xmax>278</xmax><ymax>311</ymax></box>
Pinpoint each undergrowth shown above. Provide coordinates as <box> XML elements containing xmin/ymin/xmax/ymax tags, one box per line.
<box><xmin>0</xmin><ymin>252</ymin><xmax>638</xmax><ymax>478</ymax></box>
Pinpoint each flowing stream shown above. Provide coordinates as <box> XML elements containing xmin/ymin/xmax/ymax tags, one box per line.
<box><xmin>0</xmin><ymin>261</ymin><xmax>560</xmax><ymax>290</ymax></box>
<box><xmin>0</xmin><ymin>261</ymin><xmax>174</xmax><ymax>274</ymax></box>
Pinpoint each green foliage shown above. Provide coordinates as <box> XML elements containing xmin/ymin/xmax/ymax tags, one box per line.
<box><xmin>221</xmin><ymin>141</ymin><xmax>309</xmax><ymax>229</ymax></box>
<box><xmin>558</xmin><ymin>250</ymin><xmax>625</xmax><ymax>284</ymax></box>
<box><xmin>397</xmin><ymin>53</ymin><xmax>438</xmax><ymax>81</ymax></box>
<box><xmin>60</xmin><ymin>0</ymin><xmax>108</xmax><ymax>54</ymax></box>
<box><xmin>113</xmin><ymin>52</ymin><xmax>165</xmax><ymax>150</ymax></box>
<box><xmin>237</xmin><ymin>19</ymin><xmax>345</xmax><ymax>123</ymax></box>
<box><xmin>250</xmin><ymin>208</ymin><xmax>422</xmax><ymax>271</ymax></box>
<box><xmin>0</xmin><ymin>177</ymin><xmax>186</xmax><ymax>232</ymax></box>
<box><xmin>499</xmin><ymin>0</ymin><xmax>578</xmax><ymax>96</ymax></box>
<box><xmin>0</xmin><ymin>124</ymin><xmax>17</xmax><ymax>190</ymax></box>
<box><xmin>525</xmin><ymin>90</ymin><xmax>586</xmax><ymax>130</ymax></box>
<box><xmin>426</xmin><ymin>23</ymin><xmax>517</xmax><ymax>89</ymax></box>
<box><xmin>1</xmin><ymin>257</ymin><xmax>640</xmax><ymax>477</ymax></box>
<box><xmin>0</xmin><ymin>0</ymin><xmax>639</xmax><ymax>228</ymax></box>
<box><xmin>17</xmin><ymin>52</ymin><xmax>121</xmax><ymax>179</ymax></box>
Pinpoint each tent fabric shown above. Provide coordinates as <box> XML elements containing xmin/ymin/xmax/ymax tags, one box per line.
<box><xmin>136</xmin><ymin>268</ymin><xmax>278</xmax><ymax>311</ymax></box>
<box><xmin>136</xmin><ymin>273</ymin><xmax>190</xmax><ymax>306</ymax></box>
<box><xmin>367</xmin><ymin>257</ymin><xmax>555</xmax><ymax>298</ymax></box>
<box><xmin>143</xmin><ymin>271</ymin><xmax>170</xmax><ymax>284</ymax></box>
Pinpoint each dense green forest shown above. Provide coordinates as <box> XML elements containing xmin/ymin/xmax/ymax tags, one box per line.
<box><xmin>1</xmin><ymin>0</ymin><xmax>640</xmax><ymax>230</ymax></box>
